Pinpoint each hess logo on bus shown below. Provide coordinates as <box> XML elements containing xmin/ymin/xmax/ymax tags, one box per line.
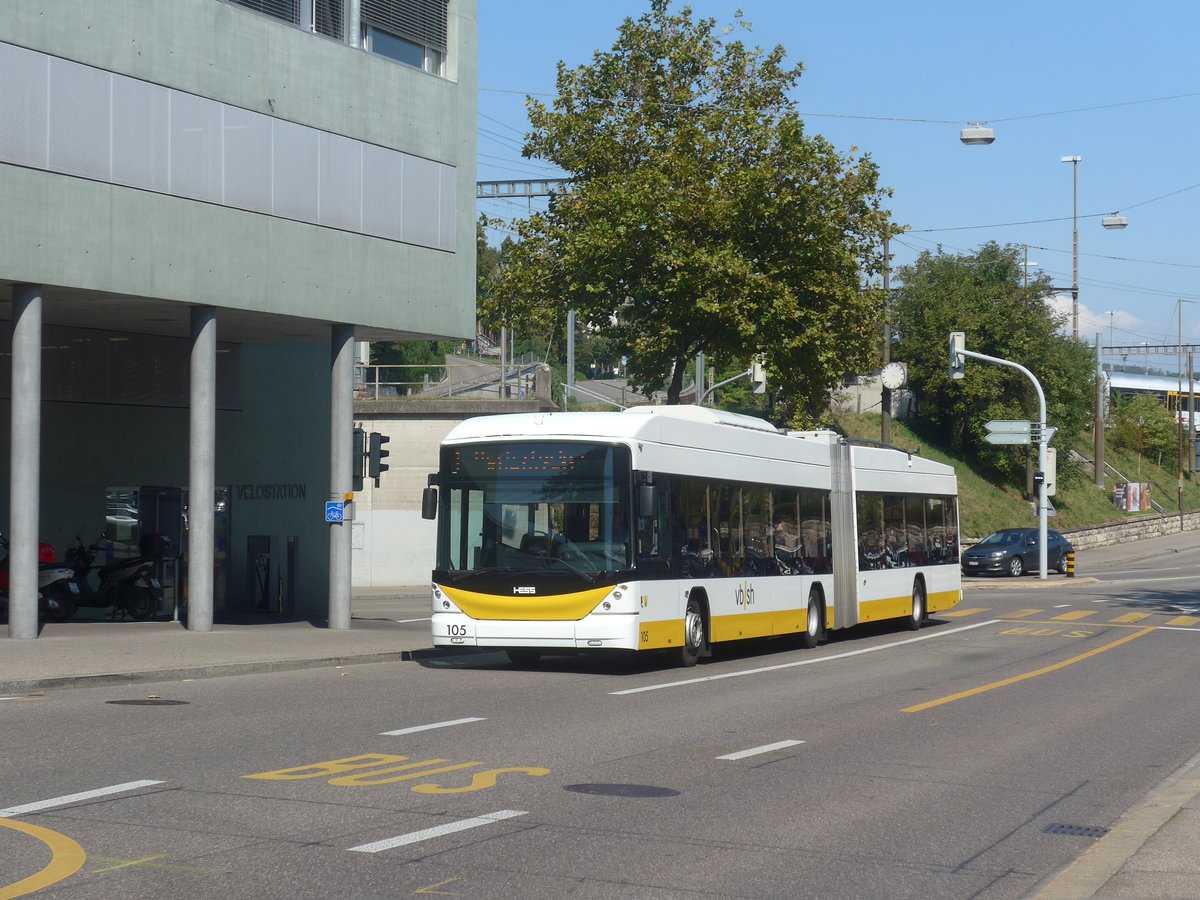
<box><xmin>513</xmin><ymin>586</ymin><xmax>536</xmax><ymax>595</ymax></box>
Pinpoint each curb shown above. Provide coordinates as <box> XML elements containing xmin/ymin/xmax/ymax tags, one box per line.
<box><xmin>1032</xmin><ymin>744</ymin><xmax>1200</xmax><ymax>899</ymax></box>
<box><xmin>962</xmin><ymin>576</ymin><xmax>1099</xmax><ymax>590</ymax></box>
<box><xmin>0</xmin><ymin>645</ymin><xmax>493</xmax><ymax>694</ymax></box>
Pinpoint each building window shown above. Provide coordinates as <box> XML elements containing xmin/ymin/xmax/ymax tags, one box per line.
<box><xmin>225</xmin><ymin>0</ymin><xmax>346</xmax><ymax>41</ymax></box>
<box><xmin>362</xmin><ymin>0</ymin><xmax>448</xmax><ymax>74</ymax></box>
<box><xmin>229</xmin><ymin>0</ymin><xmax>300</xmax><ymax>26</ymax></box>
<box><xmin>363</xmin><ymin>24</ymin><xmax>443</xmax><ymax>74</ymax></box>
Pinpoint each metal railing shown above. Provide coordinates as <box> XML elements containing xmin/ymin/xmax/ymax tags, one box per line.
<box><xmin>355</xmin><ymin>363</ymin><xmax>538</xmax><ymax>401</ymax></box>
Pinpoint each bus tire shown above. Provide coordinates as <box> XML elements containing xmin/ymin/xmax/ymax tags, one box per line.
<box><xmin>906</xmin><ymin>581</ymin><xmax>926</xmax><ymax>631</ymax></box>
<box><xmin>799</xmin><ymin>590</ymin><xmax>823</xmax><ymax>649</ymax></box>
<box><xmin>677</xmin><ymin>597</ymin><xmax>705</xmax><ymax>667</ymax></box>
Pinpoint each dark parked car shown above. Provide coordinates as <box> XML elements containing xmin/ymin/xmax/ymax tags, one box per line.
<box><xmin>961</xmin><ymin>528</ymin><xmax>1073</xmax><ymax>577</ymax></box>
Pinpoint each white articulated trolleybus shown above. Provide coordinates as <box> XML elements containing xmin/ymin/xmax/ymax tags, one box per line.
<box><xmin>423</xmin><ymin>406</ymin><xmax>961</xmax><ymax>667</ymax></box>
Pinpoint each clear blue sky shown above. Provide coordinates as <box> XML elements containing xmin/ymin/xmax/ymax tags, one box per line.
<box><xmin>477</xmin><ymin>1</ymin><xmax>1199</xmax><ymax>371</ymax></box>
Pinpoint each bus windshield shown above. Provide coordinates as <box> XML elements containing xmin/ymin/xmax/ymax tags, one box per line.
<box><xmin>435</xmin><ymin>441</ymin><xmax>633</xmax><ymax>580</ymax></box>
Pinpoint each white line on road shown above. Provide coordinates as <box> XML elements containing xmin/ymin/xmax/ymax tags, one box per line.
<box><xmin>610</xmin><ymin>620</ymin><xmax>999</xmax><ymax>695</ymax></box>
<box><xmin>717</xmin><ymin>740</ymin><xmax>805</xmax><ymax>760</ymax></box>
<box><xmin>380</xmin><ymin>717</ymin><xmax>487</xmax><ymax>736</ymax></box>
<box><xmin>1107</xmin><ymin>575</ymin><xmax>1200</xmax><ymax>585</ymax></box>
<box><xmin>347</xmin><ymin>810</ymin><xmax>528</xmax><ymax>853</ymax></box>
<box><xmin>0</xmin><ymin>780</ymin><xmax>165</xmax><ymax>818</ymax></box>
<box><xmin>394</xmin><ymin>617</ymin><xmax>432</xmax><ymax>623</ymax></box>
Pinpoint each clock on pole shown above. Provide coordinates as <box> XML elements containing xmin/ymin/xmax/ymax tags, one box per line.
<box><xmin>880</xmin><ymin>362</ymin><xmax>907</xmax><ymax>390</ymax></box>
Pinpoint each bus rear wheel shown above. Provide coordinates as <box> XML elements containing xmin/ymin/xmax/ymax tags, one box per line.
<box><xmin>798</xmin><ymin>591</ymin><xmax>822</xmax><ymax>649</ymax></box>
<box><xmin>677</xmin><ymin>598</ymin><xmax>704</xmax><ymax>667</ymax></box>
<box><xmin>906</xmin><ymin>581</ymin><xmax>926</xmax><ymax>631</ymax></box>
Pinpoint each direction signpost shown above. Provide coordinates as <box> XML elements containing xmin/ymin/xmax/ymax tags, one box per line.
<box><xmin>950</xmin><ymin>333</ymin><xmax>1053</xmax><ymax>579</ymax></box>
<box><xmin>984</xmin><ymin>420</ymin><xmax>1032</xmax><ymax>445</ymax></box>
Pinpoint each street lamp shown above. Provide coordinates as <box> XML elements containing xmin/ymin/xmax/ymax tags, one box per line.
<box><xmin>960</xmin><ymin>123</ymin><xmax>995</xmax><ymax>145</ymax></box>
<box><xmin>1176</xmin><ymin>299</ymin><xmax>1198</xmax><ymax>529</ymax></box>
<box><xmin>1061</xmin><ymin>156</ymin><xmax>1081</xmax><ymax>340</ymax></box>
<box><xmin>1102</xmin><ymin>212</ymin><xmax>1129</xmax><ymax>229</ymax></box>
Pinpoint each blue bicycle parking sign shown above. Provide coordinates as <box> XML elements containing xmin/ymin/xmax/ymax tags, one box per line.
<box><xmin>324</xmin><ymin>501</ymin><xmax>345</xmax><ymax>523</ymax></box>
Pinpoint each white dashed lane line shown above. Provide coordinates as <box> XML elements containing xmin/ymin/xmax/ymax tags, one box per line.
<box><xmin>379</xmin><ymin>717</ymin><xmax>487</xmax><ymax>736</ymax></box>
<box><xmin>0</xmin><ymin>780</ymin><xmax>165</xmax><ymax>817</ymax></box>
<box><xmin>347</xmin><ymin>810</ymin><xmax>528</xmax><ymax>853</ymax></box>
<box><xmin>717</xmin><ymin>740</ymin><xmax>805</xmax><ymax>760</ymax></box>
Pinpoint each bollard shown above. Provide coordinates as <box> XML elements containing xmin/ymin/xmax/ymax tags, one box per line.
<box><xmin>1066</xmin><ymin>551</ymin><xmax>1075</xmax><ymax>577</ymax></box>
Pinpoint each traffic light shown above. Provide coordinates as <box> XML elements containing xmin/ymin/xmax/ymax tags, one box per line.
<box><xmin>749</xmin><ymin>360</ymin><xmax>767</xmax><ymax>394</ymax></box>
<box><xmin>948</xmin><ymin>332</ymin><xmax>965</xmax><ymax>380</ymax></box>
<box><xmin>368</xmin><ymin>431</ymin><xmax>390</xmax><ymax>486</ymax></box>
<box><xmin>352</xmin><ymin>425</ymin><xmax>366</xmax><ymax>493</ymax></box>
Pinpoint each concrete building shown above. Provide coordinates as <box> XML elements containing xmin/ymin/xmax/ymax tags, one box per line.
<box><xmin>0</xmin><ymin>0</ymin><xmax>478</xmax><ymax>637</ymax></box>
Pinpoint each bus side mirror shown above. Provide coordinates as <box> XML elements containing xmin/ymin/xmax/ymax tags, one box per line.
<box><xmin>638</xmin><ymin>484</ymin><xmax>657</xmax><ymax>519</ymax></box>
<box><xmin>421</xmin><ymin>487</ymin><xmax>438</xmax><ymax>520</ymax></box>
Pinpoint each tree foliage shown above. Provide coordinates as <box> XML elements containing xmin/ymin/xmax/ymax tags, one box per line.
<box><xmin>1108</xmin><ymin>393</ymin><xmax>1179</xmax><ymax>467</ymax></box>
<box><xmin>482</xmin><ymin>0</ymin><xmax>896</xmax><ymax>412</ymax></box>
<box><xmin>892</xmin><ymin>242</ymin><xmax>1095</xmax><ymax>479</ymax></box>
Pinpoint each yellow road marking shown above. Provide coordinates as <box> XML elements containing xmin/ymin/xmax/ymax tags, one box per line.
<box><xmin>0</xmin><ymin>819</ymin><xmax>86</xmax><ymax>900</ymax></box>
<box><xmin>91</xmin><ymin>854</ymin><xmax>167</xmax><ymax>873</ymax></box>
<box><xmin>1003</xmin><ymin>609</ymin><xmax>1043</xmax><ymax>619</ymax></box>
<box><xmin>1110</xmin><ymin>612</ymin><xmax>1154</xmax><ymax>623</ymax></box>
<box><xmin>903</xmin><ymin>627</ymin><xmax>1155</xmax><ymax>713</ymax></box>
<box><xmin>1050</xmin><ymin>610</ymin><xmax>1095</xmax><ymax>621</ymax></box>
<box><xmin>416</xmin><ymin>878</ymin><xmax>464</xmax><ymax>895</ymax></box>
<box><xmin>90</xmin><ymin>855</ymin><xmax>232</xmax><ymax>874</ymax></box>
<box><xmin>1166</xmin><ymin>615</ymin><xmax>1200</xmax><ymax>627</ymax></box>
<box><xmin>940</xmin><ymin>607</ymin><xmax>989</xmax><ymax>618</ymax></box>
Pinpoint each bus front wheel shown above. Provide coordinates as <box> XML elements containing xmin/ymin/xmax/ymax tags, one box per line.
<box><xmin>677</xmin><ymin>598</ymin><xmax>705</xmax><ymax>667</ymax></box>
<box><xmin>907</xmin><ymin>581</ymin><xmax>926</xmax><ymax>631</ymax></box>
<box><xmin>799</xmin><ymin>591</ymin><xmax>823</xmax><ymax>649</ymax></box>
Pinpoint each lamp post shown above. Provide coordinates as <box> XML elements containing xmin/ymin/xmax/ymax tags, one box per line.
<box><xmin>1060</xmin><ymin>156</ymin><xmax>1081</xmax><ymax>340</ymax></box>
<box><xmin>1177</xmin><ymin>299</ymin><xmax>1198</xmax><ymax>529</ymax></box>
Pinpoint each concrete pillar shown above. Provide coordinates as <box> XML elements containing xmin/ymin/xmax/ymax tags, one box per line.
<box><xmin>7</xmin><ymin>285</ymin><xmax>42</xmax><ymax>639</ymax></box>
<box><xmin>329</xmin><ymin>324</ymin><xmax>354</xmax><ymax>629</ymax></box>
<box><xmin>188</xmin><ymin>306</ymin><xmax>217</xmax><ymax>632</ymax></box>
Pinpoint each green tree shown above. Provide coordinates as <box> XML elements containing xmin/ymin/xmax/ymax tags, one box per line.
<box><xmin>1109</xmin><ymin>393</ymin><xmax>1178</xmax><ymax>467</ymax></box>
<box><xmin>483</xmin><ymin>0</ymin><xmax>895</xmax><ymax>412</ymax></box>
<box><xmin>892</xmin><ymin>242</ymin><xmax>1095</xmax><ymax>479</ymax></box>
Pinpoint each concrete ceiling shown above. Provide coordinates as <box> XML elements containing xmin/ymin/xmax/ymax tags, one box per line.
<box><xmin>0</xmin><ymin>282</ymin><xmax>443</xmax><ymax>344</ymax></box>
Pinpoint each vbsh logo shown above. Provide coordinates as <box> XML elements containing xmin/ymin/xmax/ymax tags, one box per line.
<box><xmin>734</xmin><ymin>581</ymin><xmax>755</xmax><ymax>608</ymax></box>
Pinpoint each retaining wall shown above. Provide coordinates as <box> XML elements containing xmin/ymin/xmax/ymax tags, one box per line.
<box><xmin>1063</xmin><ymin>513</ymin><xmax>1200</xmax><ymax>550</ymax></box>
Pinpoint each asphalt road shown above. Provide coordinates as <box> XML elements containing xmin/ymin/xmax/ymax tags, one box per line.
<box><xmin>5</xmin><ymin>550</ymin><xmax>1200</xmax><ymax>899</ymax></box>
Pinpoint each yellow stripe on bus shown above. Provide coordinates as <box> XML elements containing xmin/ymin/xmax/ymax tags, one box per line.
<box><xmin>711</xmin><ymin>609</ymin><xmax>810</xmax><ymax>643</ymax></box>
<box><xmin>640</xmin><ymin>618</ymin><xmax>682</xmax><ymax>650</ymax></box>
<box><xmin>928</xmin><ymin>589</ymin><xmax>961</xmax><ymax>613</ymax></box>
<box><xmin>441</xmin><ymin>584</ymin><xmax>615</xmax><ymax>621</ymax></box>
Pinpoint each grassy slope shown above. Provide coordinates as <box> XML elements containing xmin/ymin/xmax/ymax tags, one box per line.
<box><xmin>831</xmin><ymin>412</ymin><xmax>1200</xmax><ymax>540</ymax></box>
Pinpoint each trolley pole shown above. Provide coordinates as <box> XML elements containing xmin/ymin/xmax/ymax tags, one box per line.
<box><xmin>949</xmin><ymin>334</ymin><xmax>1050</xmax><ymax>579</ymax></box>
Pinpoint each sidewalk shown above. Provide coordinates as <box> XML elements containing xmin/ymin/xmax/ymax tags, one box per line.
<box><xmin>0</xmin><ymin>586</ymin><xmax>440</xmax><ymax>693</ymax></box>
<box><xmin>5</xmin><ymin>532</ymin><xmax>1200</xmax><ymax>898</ymax></box>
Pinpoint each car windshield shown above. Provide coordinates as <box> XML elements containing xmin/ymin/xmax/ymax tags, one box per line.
<box><xmin>978</xmin><ymin>531</ymin><xmax>1022</xmax><ymax>546</ymax></box>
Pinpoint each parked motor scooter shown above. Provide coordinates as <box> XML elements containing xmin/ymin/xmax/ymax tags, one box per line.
<box><xmin>0</xmin><ymin>533</ymin><xmax>78</xmax><ymax>623</ymax></box>
<box><xmin>63</xmin><ymin>533</ymin><xmax>169</xmax><ymax>620</ymax></box>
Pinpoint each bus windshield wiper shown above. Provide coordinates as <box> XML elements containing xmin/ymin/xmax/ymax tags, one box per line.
<box><xmin>543</xmin><ymin>555</ymin><xmax>596</xmax><ymax>582</ymax></box>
